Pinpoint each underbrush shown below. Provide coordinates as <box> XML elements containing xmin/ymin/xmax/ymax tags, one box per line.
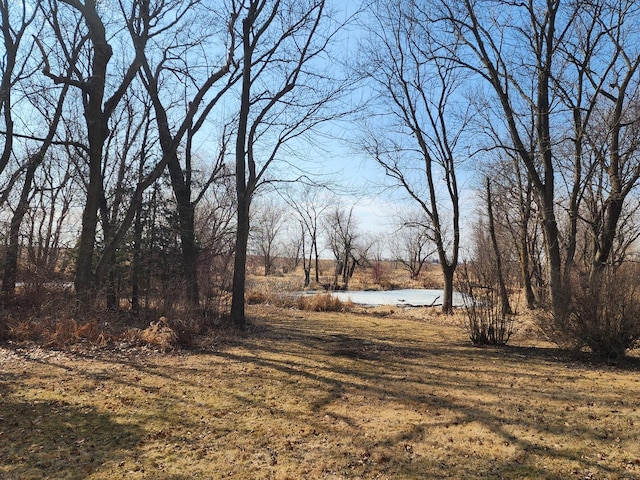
<box><xmin>1</xmin><ymin>283</ymin><xmax>354</xmax><ymax>352</ymax></box>
<box><xmin>539</xmin><ymin>267</ymin><xmax>640</xmax><ymax>360</ymax></box>
<box><xmin>0</xmin><ymin>288</ymin><xmax>223</xmax><ymax>351</ymax></box>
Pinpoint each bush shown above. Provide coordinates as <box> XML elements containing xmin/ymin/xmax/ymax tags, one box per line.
<box><xmin>458</xmin><ymin>265</ymin><xmax>515</xmax><ymax>346</ymax></box>
<box><xmin>543</xmin><ymin>267</ymin><xmax>640</xmax><ymax>360</ymax></box>
<box><xmin>463</xmin><ymin>285</ymin><xmax>515</xmax><ymax>345</ymax></box>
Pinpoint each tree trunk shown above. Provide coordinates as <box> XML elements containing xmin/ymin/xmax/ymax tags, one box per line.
<box><xmin>2</xmin><ymin>159</ymin><xmax>38</xmax><ymax>297</ymax></box>
<box><xmin>230</xmin><ymin>196</ymin><xmax>249</xmax><ymax>329</ymax></box>
<box><xmin>313</xmin><ymin>238</ymin><xmax>320</xmax><ymax>283</ymax></box>
<box><xmin>167</xmin><ymin>155</ymin><xmax>200</xmax><ymax>308</ymax></box>
<box><xmin>131</xmin><ymin>200</ymin><xmax>143</xmax><ymax>311</ymax></box>
<box><xmin>519</xmin><ymin>237</ymin><xmax>536</xmax><ymax>309</ymax></box>
<box><xmin>441</xmin><ymin>264</ymin><xmax>455</xmax><ymax>314</ymax></box>
<box><xmin>591</xmin><ymin>196</ymin><xmax>624</xmax><ymax>278</ymax></box>
<box><xmin>73</xmin><ymin>5</ymin><xmax>113</xmax><ymax>309</ymax></box>
<box><xmin>74</xmin><ymin>160</ymin><xmax>102</xmax><ymax>308</ymax></box>
<box><xmin>486</xmin><ymin>179</ymin><xmax>512</xmax><ymax>315</ymax></box>
<box><xmin>541</xmin><ymin>206</ymin><xmax>565</xmax><ymax>318</ymax></box>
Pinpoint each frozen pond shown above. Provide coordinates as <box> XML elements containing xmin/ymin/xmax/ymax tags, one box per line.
<box><xmin>326</xmin><ymin>289</ymin><xmax>468</xmax><ymax>307</ymax></box>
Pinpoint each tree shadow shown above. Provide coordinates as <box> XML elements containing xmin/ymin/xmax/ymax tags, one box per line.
<box><xmin>1</xmin><ymin>376</ymin><xmax>143</xmax><ymax>479</ymax></box>
<box><xmin>203</xmin><ymin>318</ymin><xmax>640</xmax><ymax>478</ymax></box>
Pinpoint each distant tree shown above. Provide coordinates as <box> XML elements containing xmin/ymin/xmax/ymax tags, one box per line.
<box><xmin>324</xmin><ymin>204</ymin><xmax>359</xmax><ymax>289</ymax></box>
<box><xmin>392</xmin><ymin>212</ymin><xmax>436</xmax><ymax>281</ymax></box>
<box><xmin>280</xmin><ymin>219</ymin><xmax>304</xmax><ymax>274</ymax></box>
<box><xmin>24</xmin><ymin>156</ymin><xmax>75</xmax><ymax>284</ymax></box>
<box><xmin>1</xmin><ymin>1</ymin><xmax>71</xmax><ymax>296</ymax></box>
<box><xmin>283</xmin><ymin>184</ymin><xmax>330</xmax><ymax>286</ymax></box>
<box><xmin>250</xmin><ymin>198</ymin><xmax>285</xmax><ymax>276</ymax></box>
<box><xmin>365</xmin><ymin>233</ymin><xmax>388</xmax><ymax>286</ymax></box>
<box><xmin>485</xmin><ymin>178</ymin><xmax>512</xmax><ymax>316</ymax></box>
<box><xmin>195</xmin><ymin>164</ymin><xmax>237</xmax><ymax>308</ymax></box>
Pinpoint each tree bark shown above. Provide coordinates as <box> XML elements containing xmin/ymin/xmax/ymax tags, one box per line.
<box><xmin>486</xmin><ymin>179</ymin><xmax>512</xmax><ymax>316</ymax></box>
<box><xmin>230</xmin><ymin>7</ymin><xmax>256</xmax><ymax>330</ymax></box>
<box><xmin>2</xmin><ymin>160</ymin><xmax>37</xmax><ymax>296</ymax></box>
<box><xmin>231</xmin><ymin>196</ymin><xmax>249</xmax><ymax>329</ymax></box>
<box><xmin>68</xmin><ymin>2</ymin><xmax>113</xmax><ymax>308</ymax></box>
<box><xmin>167</xmin><ymin>155</ymin><xmax>200</xmax><ymax>308</ymax></box>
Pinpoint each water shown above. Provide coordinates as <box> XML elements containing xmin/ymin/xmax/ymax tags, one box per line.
<box><xmin>326</xmin><ymin>288</ymin><xmax>468</xmax><ymax>307</ymax></box>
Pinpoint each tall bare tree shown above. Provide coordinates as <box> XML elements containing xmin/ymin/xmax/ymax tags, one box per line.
<box><xmin>38</xmin><ymin>0</ymin><xmax>149</xmax><ymax>307</ymax></box>
<box><xmin>135</xmin><ymin>0</ymin><xmax>238</xmax><ymax>307</ymax></box>
<box><xmin>360</xmin><ymin>0</ymin><xmax>466</xmax><ymax>313</ymax></box>
<box><xmin>230</xmin><ymin>0</ymin><xmax>348</xmax><ymax>328</ymax></box>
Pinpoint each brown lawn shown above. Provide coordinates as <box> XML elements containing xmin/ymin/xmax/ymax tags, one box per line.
<box><xmin>2</xmin><ymin>305</ymin><xmax>640</xmax><ymax>479</ymax></box>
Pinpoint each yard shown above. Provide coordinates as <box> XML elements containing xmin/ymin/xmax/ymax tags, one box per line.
<box><xmin>2</xmin><ymin>305</ymin><xmax>640</xmax><ymax>479</ymax></box>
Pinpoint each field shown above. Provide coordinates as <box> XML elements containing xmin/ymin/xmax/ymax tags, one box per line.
<box><xmin>2</xmin><ymin>302</ymin><xmax>640</xmax><ymax>479</ymax></box>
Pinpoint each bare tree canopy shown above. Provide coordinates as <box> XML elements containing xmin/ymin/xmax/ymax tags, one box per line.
<box><xmin>358</xmin><ymin>0</ymin><xmax>467</xmax><ymax>313</ymax></box>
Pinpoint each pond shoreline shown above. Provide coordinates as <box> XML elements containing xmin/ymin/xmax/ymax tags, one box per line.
<box><xmin>304</xmin><ymin>288</ymin><xmax>468</xmax><ymax>307</ymax></box>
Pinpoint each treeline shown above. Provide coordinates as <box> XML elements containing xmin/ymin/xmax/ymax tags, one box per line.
<box><xmin>356</xmin><ymin>0</ymin><xmax>640</xmax><ymax>359</ymax></box>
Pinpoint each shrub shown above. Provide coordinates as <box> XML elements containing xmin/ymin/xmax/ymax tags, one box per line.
<box><xmin>297</xmin><ymin>293</ymin><xmax>351</xmax><ymax>312</ymax></box>
<box><xmin>463</xmin><ymin>285</ymin><xmax>515</xmax><ymax>345</ymax></box>
<box><xmin>458</xmin><ymin>265</ymin><xmax>515</xmax><ymax>346</ymax></box>
<box><xmin>245</xmin><ymin>289</ymin><xmax>271</xmax><ymax>305</ymax></box>
<box><xmin>542</xmin><ymin>267</ymin><xmax>640</xmax><ymax>360</ymax></box>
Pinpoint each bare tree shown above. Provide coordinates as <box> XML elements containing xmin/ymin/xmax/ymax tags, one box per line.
<box><xmin>195</xmin><ymin>167</ymin><xmax>237</xmax><ymax>312</ymax></box>
<box><xmin>280</xmin><ymin>219</ymin><xmax>304</xmax><ymax>274</ymax></box>
<box><xmin>491</xmin><ymin>154</ymin><xmax>539</xmax><ymax>309</ymax></box>
<box><xmin>230</xmin><ymin>0</ymin><xmax>349</xmax><ymax>328</ymax></box>
<box><xmin>360</xmin><ymin>0</ymin><xmax>466</xmax><ymax>313</ymax></box>
<box><xmin>0</xmin><ymin>1</ymin><xmax>71</xmax><ymax>296</ymax></box>
<box><xmin>38</xmin><ymin>0</ymin><xmax>150</xmax><ymax>307</ymax></box>
<box><xmin>135</xmin><ymin>0</ymin><xmax>238</xmax><ymax>307</ymax></box>
<box><xmin>282</xmin><ymin>184</ymin><xmax>329</xmax><ymax>286</ymax></box>
<box><xmin>249</xmin><ymin>198</ymin><xmax>285</xmax><ymax>276</ymax></box>
<box><xmin>392</xmin><ymin>212</ymin><xmax>436</xmax><ymax>281</ymax></box>
<box><xmin>324</xmin><ymin>204</ymin><xmax>360</xmax><ymax>289</ymax></box>
<box><xmin>436</xmin><ymin>0</ymin><xmax>640</xmax><ymax>317</ymax></box>
<box><xmin>24</xmin><ymin>154</ymin><xmax>75</xmax><ymax>286</ymax></box>
<box><xmin>485</xmin><ymin>178</ymin><xmax>512</xmax><ymax>315</ymax></box>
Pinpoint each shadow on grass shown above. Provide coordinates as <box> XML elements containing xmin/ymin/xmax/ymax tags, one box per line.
<box><xmin>1</xmin><ymin>377</ymin><xmax>143</xmax><ymax>479</ymax></box>
<box><xmin>3</xmin><ymin>309</ymin><xmax>638</xmax><ymax>479</ymax></box>
<box><xmin>205</xmin><ymin>317</ymin><xmax>640</xmax><ymax>478</ymax></box>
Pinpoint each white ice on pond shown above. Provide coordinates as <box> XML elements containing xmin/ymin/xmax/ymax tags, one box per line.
<box><xmin>326</xmin><ymin>288</ymin><xmax>468</xmax><ymax>307</ymax></box>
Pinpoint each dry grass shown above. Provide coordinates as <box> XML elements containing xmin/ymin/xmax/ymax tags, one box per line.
<box><xmin>296</xmin><ymin>292</ymin><xmax>352</xmax><ymax>312</ymax></box>
<box><xmin>2</xmin><ymin>305</ymin><xmax>640</xmax><ymax>479</ymax></box>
